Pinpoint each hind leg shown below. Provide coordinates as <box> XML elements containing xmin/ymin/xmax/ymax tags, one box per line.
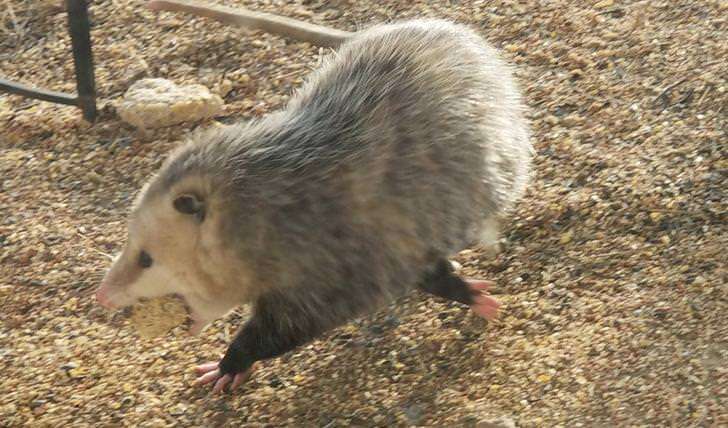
<box><xmin>418</xmin><ymin>259</ymin><xmax>500</xmax><ymax>320</ymax></box>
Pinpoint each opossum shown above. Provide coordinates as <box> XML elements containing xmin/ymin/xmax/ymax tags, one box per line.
<box><xmin>96</xmin><ymin>19</ymin><xmax>532</xmax><ymax>393</ymax></box>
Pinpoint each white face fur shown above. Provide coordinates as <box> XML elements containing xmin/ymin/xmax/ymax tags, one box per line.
<box><xmin>96</xmin><ymin>184</ymin><xmax>244</xmax><ymax>334</ymax></box>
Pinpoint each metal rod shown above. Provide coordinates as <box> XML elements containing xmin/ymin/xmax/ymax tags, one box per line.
<box><xmin>66</xmin><ymin>0</ymin><xmax>97</xmax><ymax>122</ymax></box>
<box><xmin>0</xmin><ymin>78</ymin><xmax>78</xmax><ymax>105</ymax></box>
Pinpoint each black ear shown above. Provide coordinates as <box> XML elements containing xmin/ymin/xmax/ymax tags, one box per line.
<box><xmin>173</xmin><ymin>194</ymin><xmax>205</xmax><ymax>221</ymax></box>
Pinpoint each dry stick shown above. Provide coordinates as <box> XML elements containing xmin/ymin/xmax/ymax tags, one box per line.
<box><xmin>147</xmin><ymin>0</ymin><xmax>352</xmax><ymax>48</ymax></box>
<box><xmin>0</xmin><ymin>0</ymin><xmax>29</xmax><ymax>40</ymax></box>
<box><xmin>696</xmin><ymin>84</ymin><xmax>711</xmax><ymax>107</ymax></box>
<box><xmin>653</xmin><ymin>77</ymin><xmax>688</xmax><ymax>105</ymax></box>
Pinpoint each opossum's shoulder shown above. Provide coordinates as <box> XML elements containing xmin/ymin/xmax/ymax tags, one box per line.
<box><xmin>346</xmin><ymin>19</ymin><xmax>495</xmax><ymax>63</ymax></box>
<box><xmin>321</xmin><ymin>19</ymin><xmax>507</xmax><ymax>100</ymax></box>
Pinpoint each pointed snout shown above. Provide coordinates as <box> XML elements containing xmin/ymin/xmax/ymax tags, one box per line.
<box><xmin>96</xmin><ymin>271</ymin><xmax>123</xmax><ymax>309</ymax></box>
<box><xmin>95</xmin><ymin>284</ymin><xmax>115</xmax><ymax>309</ymax></box>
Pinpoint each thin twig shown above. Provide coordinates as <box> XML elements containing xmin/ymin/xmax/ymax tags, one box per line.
<box><xmin>597</xmin><ymin>7</ymin><xmax>624</xmax><ymax>16</ymax></box>
<box><xmin>76</xmin><ymin>230</ymin><xmax>116</xmax><ymax>261</ymax></box>
<box><xmin>653</xmin><ymin>77</ymin><xmax>688</xmax><ymax>104</ymax></box>
<box><xmin>0</xmin><ymin>0</ymin><xmax>30</xmax><ymax>41</ymax></box>
<box><xmin>696</xmin><ymin>84</ymin><xmax>712</xmax><ymax>107</ymax></box>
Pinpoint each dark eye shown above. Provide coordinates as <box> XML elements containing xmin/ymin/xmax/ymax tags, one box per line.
<box><xmin>138</xmin><ymin>250</ymin><xmax>153</xmax><ymax>269</ymax></box>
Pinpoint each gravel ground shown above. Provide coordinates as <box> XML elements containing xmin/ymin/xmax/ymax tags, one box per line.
<box><xmin>1</xmin><ymin>0</ymin><xmax>726</xmax><ymax>426</ymax></box>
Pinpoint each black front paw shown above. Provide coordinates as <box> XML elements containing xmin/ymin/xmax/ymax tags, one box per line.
<box><xmin>218</xmin><ymin>342</ymin><xmax>253</xmax><ymax>375</ymax></box>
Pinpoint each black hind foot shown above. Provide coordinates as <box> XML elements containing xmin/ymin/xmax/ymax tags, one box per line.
<box><xmin>418</xmin><ymin>259</ymin><xmax>500</xmax><ymax>320</ymax></box>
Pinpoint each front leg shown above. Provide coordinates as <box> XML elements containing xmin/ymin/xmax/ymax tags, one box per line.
<box><xmin>196</xmin><ymin>284</ymin><xmax>378</xmax><ymax>393</ymax></box>
<box><xmin>418</xmin><ymin>259</ymin><xmax>500</xmax><ymax>320</ymax></box>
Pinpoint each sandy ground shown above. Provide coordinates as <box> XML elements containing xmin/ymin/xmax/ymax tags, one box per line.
<box><xmin>1</xmin><ymin>0</ymin><xmax>726</xmax><ymax>426</ymax></box>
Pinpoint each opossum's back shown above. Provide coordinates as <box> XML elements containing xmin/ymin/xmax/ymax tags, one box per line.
<box><xmin>292</xmin><ymin>20</ymin><xmax>531</xmax><ymax>250</ymax></box>
<box><xmin>303</xmin><ymin>21</ymin><xmax>528</xmax><ymax>187</ymax></box>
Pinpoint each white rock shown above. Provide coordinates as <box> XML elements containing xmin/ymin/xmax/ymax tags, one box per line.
<box><xmin>116</xmin><ymin>78</ymin><xmax>223</xmax><ymax>129</ymax></box>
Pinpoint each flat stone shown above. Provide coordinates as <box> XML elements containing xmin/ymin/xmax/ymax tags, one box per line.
<box><xmin>116</xmin><ymin>78</ymin><xmax>223</xmax><ymax>129</ymax></box>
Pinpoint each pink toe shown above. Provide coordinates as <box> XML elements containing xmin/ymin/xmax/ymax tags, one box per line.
<box><xmin>474</xmin><ymin>294</ymin><xmax>500</xmax><ymax>307</ymax></box>
<box><xmin>471</xmin><ymin>295</ymin><xmax>500</xmax><ymax>320</ymax></box>
<box><xmin>231</xmin><ymin>374</ymin><xmax>244</xmax><ymax>390</ymax></box>
<box><xmin>212</xmin><ymin>374</ymin><xmax>232</xmax><ymax>394</ymax></box>
<box><xmin>195</xmin><ymin>362</ymin><xmax>219</xmax><ymax>374</ymax></box>
<box><xmin>196</xmin><ymin>369</ymin><xmax>221</xmax><ymax>386</ymax></box>
<box><xmin>472</xmin><ymin>303</ymin><xmax>499</xmax><ymax>320</ymax></box>
<box><xmin>466</xmin><ymin>279</ymin><xmax>494</xmax><ymax>292</ymax></box>
<box><xmin>231</xmin><ymin>371</ymin><xmax>248</xmax><ymax>390</ymax></box>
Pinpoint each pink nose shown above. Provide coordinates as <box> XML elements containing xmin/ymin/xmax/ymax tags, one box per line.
<box><xmin>96</xmin><ymin>287</ymin><xmax>114</xmax><ymax>309</ymax></box>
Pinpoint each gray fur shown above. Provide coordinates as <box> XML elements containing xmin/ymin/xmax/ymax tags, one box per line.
<box><xmin>143</xmin><ymin>19</ymin><xmax>531</xmax><ymax>360</ymax></box>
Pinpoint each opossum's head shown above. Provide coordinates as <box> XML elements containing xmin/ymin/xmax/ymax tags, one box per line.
<box><xmin>96</xmin><ymin>184</ymin><xmax>206</xmax><ymax>307</ymax></box>
<box><xmin>96</xmin><ymin>136</ymin><xmax>249</xmax><ymax>333</ymax></box>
